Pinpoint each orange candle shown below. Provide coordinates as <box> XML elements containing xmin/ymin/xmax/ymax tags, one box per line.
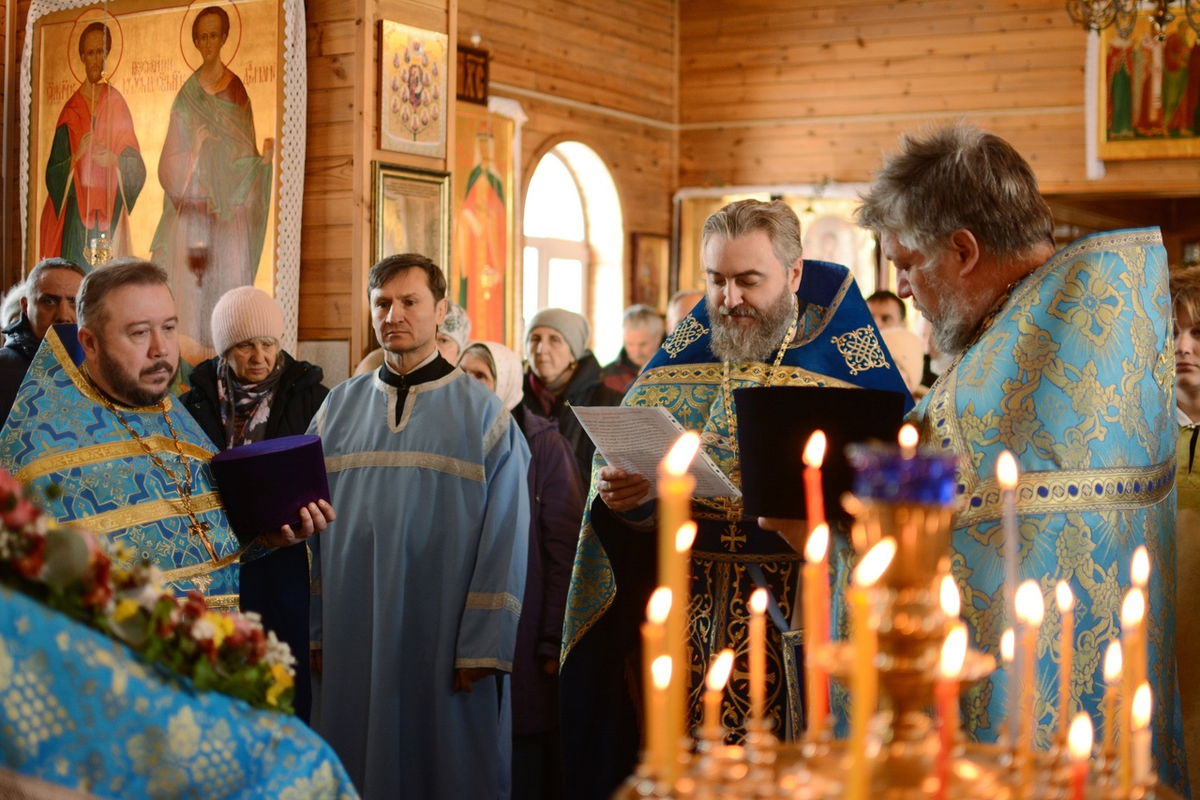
<box><xmin>936</xmin><ymin>623</ymin><xmax>967</xmax><ymax>800</ymax></box>
<box><xmin>1015</xmin><ymin>580</ymin><xmax>1045</xmax><ymax>789</ymax></box>
<box><xmin>641</xmin><ymin>588</ymin><xmax>672</xmax><ymax>777</ymax></box>
<box><xmin>1131</xmin><ymin>547</ymin><xmax>1150</xmax><ymax>705</ymax></box>
<box><xmin>1132</xmin><ymin>681</ymin><xmax>1152</xmax><ymax>786</ymax></box>
<box><xmin>1102</xmin><ymin>641</ymin><xmax>1122</xmax><ymax>767</ymax></box>
<box><xmin>1120</xmin><ymin>588</ymin><xmax>1145</xmax><ymax>795</ymax></box>
<box><xmin>648</xmin><ymin>655</ymin><xmax>672</xmax><ymax>779</ymax></box>
<box><xmin>1000</xmin><ymin>626</ymin><xmax>1015</xmax><ymax>746</ymax></box>
<box><xmin>1068</xmin><ymin>712</ymin><xmax>1093</xmax><ymax>800</ymax></box>
<box><xmin>802</xmin><ymin>431</ymin><xmax>826</xmax><ymax>528</ymax></box>
<box><xmin>702</xmin><ymin>649</ymin><xmax>734</xmax><ymax>741</ymax></box>
<box><xmin>803</xmin><ymin>524</ymin><xmax>831</xmax><ymax>740</ymax></box>
<box><xmin>748</xmin><ymin>588</ymin><xmax>767</xmax><ymax>729</ymax></box>
<box><xmin>1056</xmin><ymin>581</ymin><xmax>1074</xmax><ymax>746</ymax></box>
<box><xmin>847</xmin><ymin>538</ymin><xmax>896</xmax><ymax>800</ymax></box>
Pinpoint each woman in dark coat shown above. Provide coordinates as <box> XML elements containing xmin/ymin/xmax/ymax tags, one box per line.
<box><xmin>459</xmin><ymin>340</ymin><xmax>582</xmax><ymax>800</ymax></box>
<box><xmin>181</xmin><ymin>286</ymin><xmax>328</xmax><ymax>723</ymax></box>
<box><xmin>522</xmin><ymin>308</ymin><xmax>622</xmax><ymax>489</ymax></box>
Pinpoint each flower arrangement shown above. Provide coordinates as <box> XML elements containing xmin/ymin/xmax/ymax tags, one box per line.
<box><xmin>0</xmin><ymin>470</ymin><xmax>296</xmax><ymax>713</ymax></box>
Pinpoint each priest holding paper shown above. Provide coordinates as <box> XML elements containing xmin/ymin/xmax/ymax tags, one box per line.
<box><xmin>559</xmin><ymin>199</ymin><xmax>913</xmax><ymax>798</ymax></box>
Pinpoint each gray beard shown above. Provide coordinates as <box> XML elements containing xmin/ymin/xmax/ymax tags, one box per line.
<box><xmin>916</xmin><ymin>261</ymin><xmax>987</xmax><ymax>357</ymax></box>
<box><xmin>707</xmin><ymin>290</ymin><xmax>795</xmax><ymax>364</ymax></box>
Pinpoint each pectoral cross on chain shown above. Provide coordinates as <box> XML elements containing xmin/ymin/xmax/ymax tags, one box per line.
<box><xmin>189</xmin><ymin>517</ymin><xmax>218</xmax><ymax>562</ymax></box>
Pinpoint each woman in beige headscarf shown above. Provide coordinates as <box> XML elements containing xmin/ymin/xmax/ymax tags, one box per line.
<box><xmin>458</xmin><ymin>341</ymin><xmax>581</xmax><ymax>798</ymax></box>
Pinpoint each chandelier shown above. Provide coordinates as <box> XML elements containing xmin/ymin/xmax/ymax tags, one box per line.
<box><xmin>1067</xmin><ymin>0</ymin><xmax>1200</xmax><ymax>38</ymax></box>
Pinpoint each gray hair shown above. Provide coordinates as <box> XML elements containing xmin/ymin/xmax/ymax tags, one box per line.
<box><xmin>1</xmin><ymin>281</ymin><xmax>25</xmax><ymax>327</ymax></box>
<box><xmin>622</xmin><ymin>304</ymin><xmax>664</xmax><ymax>335</ymax></box>
<box><xmin>856</xmin><ymin>122</ymin><xmax>1054</xmax><ymax>263</ymax></box>
<box><xmin>77</xmin><ymin>258</ymin><xmax>169</xmax><ymax>331</ymax></box>
<box><xmin>702</xmin><ymin>199</ymin><xmax>803</xmax><ymax>274</ymax></box>
<box><xmin>26</xmin><ymin>258</ymin><xmax>85</xmax><ymax>306</ymax></box>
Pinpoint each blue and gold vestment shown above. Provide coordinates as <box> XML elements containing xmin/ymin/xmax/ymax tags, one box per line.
<box><xmin>911</xmin><ymin>228</ymin><xmax>1188</xmax><ymax>793</ymax></box>
<box><xmin>559</xmin><ymin>260</ymin><xmax>913</xmax><ymax>798</ymax></box>
<box><xmin>0</xmin><ymin>327</ymin><xmax>244</xmax><ymax>609</ymax></box>
<box><xmin>0</xmin><ymin>584</ymin><xmax>357</xmax><ymax>799</ymax></box>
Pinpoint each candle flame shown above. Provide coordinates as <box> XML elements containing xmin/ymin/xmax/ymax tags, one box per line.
<box><xmin>749</xmin><ymin>587</ymin><xmax>768</xmax><ymax>615</ymax></box>
<box><xmin>651</xmin><ymin>655</ymin><xmax>672</xmax><ymax>690</ymax></box>
<box><xmin>1132</xmin><ymin>546</ymin><xmax>1150</xmax><ymax>588</ymax></box>
<box><xmin>1103</xmin><ymin>640</ymin><xmax>1123</xmax><ymax>684</ymax></box>
<box><xmin>675</xmin><ymin>521</ymin><xmax>697</xmax><ymax>552</ymax></box>
<box><xmin>939</xmin><ymin>573</ymin><xmax>961</xmax><ymax>618</ymax></box>
<box><xmin>1132</xmin><ymin>682</ymin><xmax>1152</xmax><ymax>730</ymax></box>
<box><xmin>996</xmin><ymin>451</ymin><xmax>1019</xmax><ymax>490</ymax></box>
<box><xmin>852</xmin><ymin>538</ymin><xmax>896</xmax><ymax>587</ymax></box>
<box><xmin>1014</xmin><ymin>580</ymin><xmax>1045</xmax><ymax>626</ymax></box>
<box><xmin>898</xmin><ymin>423</ymin><xmax>919</xmax><ymax>450</ymax></box>
<box><xmin>1000</xmin><ymin>628</ymin><xmax>1015</xmax><ymax>663</ymax></box>
<box><xmin>1121</xmin><ymin>588</ymin><xmax>1145</xmax><ymax>628</ymax></box>
<box><xmin>802</xmin><ymin>431</ymin><xmax>827</xmax><ymax>469</ymax></box>
<box><xmin>706</xmin><ymin>648</ymin><xmax>735</xmax><ymax>691</ymax></box>
<box><xmin>664</xmin><ymin>432</ymin><xmax>701</xmax><ymax>476</ymax></box>
<box><xmin>939</xmin><ymin>623</ymin><xmax>968</xmax><ymax>679</ymax></box>
<box><xmin>804</xmin><ymin>523</ymin><xmax>829</xmax><ymax>563</ymax></box>
<box><xmin>647</xmin><ymin>587</ymin><xmax>672</xmax><ymax>625</ymax></box>
<box><xmin>1056</xmin><ymin>581</ymin><xmax>1074</xmax><ymax>614</ymax></box>
<box><xmin>1067</xmin><ymin>712</ymin><xmax>1094</xmax><ymax>761</ymax></box>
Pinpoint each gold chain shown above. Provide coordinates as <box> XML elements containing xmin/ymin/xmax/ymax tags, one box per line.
<box><xmin>88</xmin><ymin>376</ymin><xmax>218</xmax><ymax>562</ymax></box>
<box><xmin>719</xmin><ymin>295</ymin><xmax>800</xmax><ymax>499</ymax></box>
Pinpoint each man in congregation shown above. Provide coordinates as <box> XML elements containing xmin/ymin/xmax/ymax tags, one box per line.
<box><xmin>559</xmin><ymin>199</ymin><xmax>913</xmax><ymax>798</ymax></box>
<box><xmin>857</xmin><ymin>123</ymin><xmax>1187</xmax><ymax>792</ymax></box>
<box><xmin>866</xmin><ymin>288</ymin><xmax>926</xmax><ymax>395</ymax></box>
<box><xmin>0</xmin><ymin>259</ymin><xmax>331</xmax><ymax>609</ymax></box>
<box><xmin>0</xmin><ymin>257</ymin><xmax>85</xmax><ymax>423</ymax></box>
<box><xmin>600</xmin><ymin>303</ymin><xmax>666</xmax><ymax>394</ymax></box>
<box><xmin>309</xmin><ymin>253</ymin><xmax>531</xmax><ymax>798</ymax></box>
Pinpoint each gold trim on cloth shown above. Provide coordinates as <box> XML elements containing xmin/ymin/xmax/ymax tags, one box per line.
<box><xmin>830</xmin><ymin>326</ymin><xmax>891</xmax><ymax>376</ymax></box>
<box><xmin>47</xmin><ymin>330</ymin><xmax>174</xmax><ymax>414</ymax></box>
<box><xmin>14</xmin><ymin>438</ymin><xmax>214</xmax><ymax>484</ymax></box>
<box><xmin>956</xmin><ymin>459</ymin><xmax>1177</xmax><ymax>528</ymax></box>
<box><xmin>159</xmin><ymin>547</ymin><xmax>245</xmax><ymax>583</ymax></box>
<box><xmin>373</xmin><ymin>368</ymin><xmax>463</xmax><ymax>434</ymax></box>
<box><xmin>456</xmin><ymin>657</ymin><xmax>513</xmax><ymax>671</ymax></box>
<box><xmin>75</xmin><ymin>492</ymin><xmax>224</xmax><ymax>535</ymax></box>
<box><xmin>324</xmin><ymin>451</ymin><xmax>486</xmax><ymax>482</ymax></box>
<box><xmin>693</xmin><ymin>550</ymin><xmax>803</xmax><ymax>565</ymax></box>
<box><xmin>664</xmin><ymin>315</ymin><xmax>707</xmax><ymax>358</ymax></box>
<box><xmin>482</xmin><ymin>408</ymin><xmax>511</xmax><ymax>456</ymax></box>
<box><xmin>201</xmin><ymin>594</ymin><xmax>239</xmax><ymax>610</ymax></box>
<box><xmin>639</xmin><ymin>361</ymin><xmax>858</xmax><ymax>390</ymax></box>
<box><xmin>793</xmin><ymin>270</ymin><xmax>853</xmax><ymax>347</ymax></box>
<box><xmin>465</xmin><ymin>591</ymin><xmax>522</xmax><ymax>615</ymax></box>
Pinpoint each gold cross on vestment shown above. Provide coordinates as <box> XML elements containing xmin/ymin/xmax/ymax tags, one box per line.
<box><xmin>189</xmin><ymin>518</ymin><xmax>217</xmax><ymax>562</ymax></box>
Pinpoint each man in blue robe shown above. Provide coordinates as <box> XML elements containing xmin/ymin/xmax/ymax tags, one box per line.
<box><xmin>857</xmin><ymin>123</ymin><xmax>1188</xmax><ymax>794</ymax></box>
<box><xmin>560</xmin><ymin>199</ymin><xmax>913</xmax><ymax>798</ymax></box>
<box><xmin>309</xmin><ymin>253</ymin><xmax>530</xmax><ymax>799</ymax></box>
<box><xmin>0</xmin><ymin>259</ymin><xmax>330</xmax><ymax>609</ymax></box>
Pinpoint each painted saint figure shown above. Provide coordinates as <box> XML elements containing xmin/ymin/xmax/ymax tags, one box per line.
<box><xmin>455</xmin><ymin>127</ymin><xmax>506</xmax><ymax>342</ymax></box>
<box><xmin>151</xmin><ymin>5</ymin><xmax>273</xmax><ymax>350</ymax></box>
<box><xmin>40</xmin><ymin>22</ymin><xmax>146</xmax><ymax>268</ymax></box>
<box><xmin>1107</xmin><ymin>36</ymin><xmax>1134</xmax><ymax>139</ymax></box>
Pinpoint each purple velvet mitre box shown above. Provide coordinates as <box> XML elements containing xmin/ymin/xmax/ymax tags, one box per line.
<box><xmin>210</xmin><ymin>435</ymin><xmax>330</xmax><ymax>547</ymax></box>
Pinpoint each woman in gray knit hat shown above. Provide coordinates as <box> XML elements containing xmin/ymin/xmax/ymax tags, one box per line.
<box><xmin>522</xmin><ymin>307</ymin><xmax>622</xmax><ymax>489</ymax></box>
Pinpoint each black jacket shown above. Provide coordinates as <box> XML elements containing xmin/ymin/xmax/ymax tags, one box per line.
<box><xmin>523</xmin><ymin>351</ymin><xmax>623</xmax><ymax>489</ymax></box>
<box><xmin>0</xmin><ymin>316</ymin><xmax>41</xmax><ymax>425</ymax></box>
<box><xmin>181</xmin><ymin>350</ymin><xmax>329</xmax><ymax>449</ymax></box>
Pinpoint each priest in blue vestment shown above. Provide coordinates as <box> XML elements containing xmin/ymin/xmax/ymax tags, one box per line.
<box><xmin>309</xmin><ymin>253</ymin><xmax>530</xmax><ymax>799</ymax></box>
<box><xmin>559</xmin><ymin>199</ymin><xmax>914</xmax><ymax>798</ymax></box>
<box><xmin>857</xmin><ymin>123</ymin><xmax>1189</xmax><ymax>794</ymax></box>
<box><xmin>0</xmin><ymin>260</ymin><xmax>330</xmax><ymax>610</ymax></box>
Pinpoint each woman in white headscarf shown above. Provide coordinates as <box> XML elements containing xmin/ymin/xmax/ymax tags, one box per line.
<box><xmin>458</xmin><ymin>341</ymin><xmax>582</xmax><ymax>798</ymax></box>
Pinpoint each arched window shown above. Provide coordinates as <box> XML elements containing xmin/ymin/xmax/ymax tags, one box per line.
<box><xmin>522</xmin><ymin>143</ymin><xmax>623</xmax><ymax>363</ymax></box>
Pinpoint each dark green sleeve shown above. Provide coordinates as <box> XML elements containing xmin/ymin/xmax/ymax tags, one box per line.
<box><xmin>118</xmin><ymin>146</ymin><xmax>147</xmax><ymax>213</ymax></box>
<box><xmin>44</xmin><ymin>125</ymin><xmax>73</xmax><ymax>212</ymax></box>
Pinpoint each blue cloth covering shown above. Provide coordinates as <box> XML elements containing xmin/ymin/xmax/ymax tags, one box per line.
<box><xmin>0</xmin><ymin>584</ymin><xmax>357</xmax><ymax>799</ymax></box>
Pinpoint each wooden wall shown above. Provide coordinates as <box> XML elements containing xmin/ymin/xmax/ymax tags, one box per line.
<box><xmin>677</xmin><ymin>0</ymin><xmax>1200</xmax><ymax>195</ymax></box>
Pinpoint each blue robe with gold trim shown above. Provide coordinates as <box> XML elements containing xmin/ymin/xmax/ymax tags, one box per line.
<box><xmin>0</xmin><ymin>327</ymin><xmax>244</xmax><ymax>609</ymax></box>
<box><xmin>559</xmin><ymin>260</ymin><xmax>913</xmax><ymax>798</ymax></box>
<box><xmin>910</xmin><ymin>228</ymin><xmax>1188</xmax><ymax>794</ymax></box>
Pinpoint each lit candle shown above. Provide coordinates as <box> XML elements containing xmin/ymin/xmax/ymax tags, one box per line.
<box><xmin>1102</xmin><ymin>641</ymin><xmax>1122</xmax><ymax>768</ymax></box>
<box><xmin>748</xmin><ymin>588</ymin><xmax>768</xmax><ymax>729</ymax></box>
<box><xmin>802</xmin><ymin>431</ymin><xmax>827</xmax><ymax>528</ymax></box>
<box><xmin>1132</xmin><ymin>681</ymin><xmax>1153</xmax><ymax>787</ymax></box>
<box><xmin>1056</xmin><ymin>581</ymin><xmax>1074</xmax><ymax>746</ymax></box>
<box><xmin>847</xmin><ymin>538</ymin><xmax>896</xmax><ymax>800</ymax></box>
<box><xmin>1000</xmin><ymin>627</ymin><xmax>1015</xmax><ymax>747</ymax></box>
<box><xmin>702</xmin><ymin>649</ymin><xmax>734</xmax><ymax>741</ymax></box>
<box><xmin>1014</xmin><ymin>579</ymin><xmax>1045</xmax><ymax>789</ymax></box>
<box><xmin>940</xmin><ymin>572</ymin><xmax>961</xmax><ymax>635</ymax></box>
<box><xmin>641</xmin><ymin>588</ymin><xmax>672</xmax><ymax>776</ymax></box>
<box><xmin>996</xmin><ymin>452</ymin><xmax>1020</xmax><ymax>748</ymax></box>
<box><xmin>649</xmin><ymin>655</ymin><xmax>672</xmax><ymax>779</ymax></box>
<box><xmin>1068</xmin><ymin>712</ymin><xmax>1093</xmax><ymax>800</ymax></box>
<box><xmin>803</xmin><ymin>524</ymin><xmax>831</xmax><ymax>740</ymax></box>
<box><xmin>657</xmin><ymin>432</ymin><xmax>699</xmax><ymax>778</ymax></box>
<box><xmin>1120</xmin><ymin>588</ymin><xmax>1146</xmax><ymax>795</ymax></box>
<box><xmin>1130</xmin><ymin>547</ymin><xmax>1150</xmax><ymax>711</ymax></box>
<box><xmin>898</xmin><ymin>422</ymin><xmax>919</xmax><ymax>458</ymax></box>
<box><xmin>936</xmin><ymin>623</ymin><xmax>968</xmax><ymax>800</ymax></box>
